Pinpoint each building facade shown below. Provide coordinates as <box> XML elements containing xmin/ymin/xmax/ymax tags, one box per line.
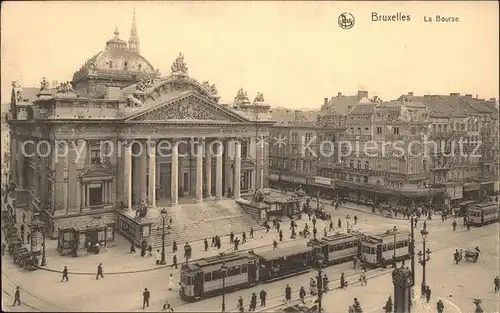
<box><xmin>7</xmin><ymin>19</ymin><xmax>272</xmax><ymax>246</ymax></box>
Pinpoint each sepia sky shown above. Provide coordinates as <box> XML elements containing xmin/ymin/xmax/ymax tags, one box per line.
<box><xmin>1</xmin><ymin>1</ymin><xmax>498</xmax><ymax>109</ymax></box>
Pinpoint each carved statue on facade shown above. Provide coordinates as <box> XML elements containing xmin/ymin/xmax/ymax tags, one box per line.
<box><xmin>171</xmin><ymin>53</ymin><xmax>188</xmax><ymax>75</ymax></box>
<box><xmin>155</xmin><ymin>68</ymin><xmax>161</xmax><ymax>76</ymax></box>
<box><xmin>235</xmin><ymin>88</ymin><xmax>250</xmax><ymax>102</ymax></box>
<box><xmin>135</xmin><ymin>200</ymin><xmax>148</xmax><ymax>218</ymax></box>
<box><xmin>40</xmin><ymin>77</ymin><xmax>50</xmax><ymax>91</ymax></box>
<box><xmin>125</xmin><ymin>94</ymin><xmax>143</xmax><ymax>108</ymax></box>
<box><xmin>136</xmin><ymin>77</ymin><xmax>160</xmax><ymax>91</ymax></box>
<box><xmin>56</xmin><ymin>81</ymin><xmax>75</xmax><ymax>94</ymax></box>
<box><xmin>254</xmin><ymin>92</ymin><xmax>265</xmax><ymax>103</ymax></box>
<box><xmin>202</xmin><ymin>81</ymin><xmax>218</xmax><ymax>96</ymax></box>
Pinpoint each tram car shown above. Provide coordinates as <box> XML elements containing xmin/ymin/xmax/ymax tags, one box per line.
<box><xmin>468</xmin><ymin>202</ymin><xmax>499</xmax><ymax>226</ymax></box>
<box><xmin>313</xmin><ymin>233</ymin><xmax>361</xmax><ymax>265</ymax></box>
<box><xmin>251</xmin><ymin>245</ymin><xmax>315</xmax><ymax>283</ymax></box>
<box><xmin>360</xmin><ymin>229</ymin><xmax>411</xmax><ymax>267</ymax></box>
<box><xmin>179</xmin><ymin>252</ymin><xmax>259</xmax><ymax>301</ymax></box>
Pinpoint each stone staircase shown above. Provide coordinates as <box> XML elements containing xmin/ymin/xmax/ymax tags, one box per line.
<box><xmin>149</xmin><ymin>199</ymin><xmax>263</xmax><ymax>248</ymax></box>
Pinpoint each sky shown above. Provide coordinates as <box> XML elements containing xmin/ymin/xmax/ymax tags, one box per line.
<box><xmin>1</xmin><ymin>1</ymin><xmax>498</xmax><ymax>109</ymax></box>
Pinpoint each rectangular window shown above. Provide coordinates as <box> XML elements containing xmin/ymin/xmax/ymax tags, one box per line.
<box><xmin>90</xmin><ymin>146</ymin><xmax>102</xmax><ymax>165</ymax></box>
<box><xmin>89</xmin><ymin>183</ymin><xmax>103</xmax><ymax>206</ymax></box>
<box><xmin>98</xmin><ymin>230</ymin><xmax>105</xmax><ymax>242</ymax></box>
<box><xmin>241</xmin><ymin>140</ymin><xmax>248</xmax><ymax>158</ymax></box>
<box><xmin>241</xmin><ymin>265</ymin><xmax>248</xmax><ymax>273</ymax></box>
<box><xmin>393</xmin><ymin>127</ymin><xmax>399</xmax><ymax>135</ymax></box>
<box><xmin>387</xmin><ymin>243</ymin><xmax>395</xmax><ymax>251</ymax></box>
<box><xmin>204</xmin><ymin>272</ymin><xmax>212</xmax><ymax>282</ymax></box>
<box><xmin>106</xmin><ymin>227</ymin><xmax>114</xmax><ymax>241</ymax></box>
<box><xmin>376</xmin><ymin>127</ymin><xmax>382</xmax><ymax>134</ymax></box>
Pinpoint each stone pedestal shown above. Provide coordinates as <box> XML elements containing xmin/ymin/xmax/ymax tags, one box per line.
<box><xmin>392</xmin><ymin>266</ymin><xmax>413</xmax><ymax>313</ymax></box>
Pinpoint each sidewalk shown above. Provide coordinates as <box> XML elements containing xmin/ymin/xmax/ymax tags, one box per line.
<box><xmin>6</xmin><ymin>196</ymin><xmax>334</xmax><ymax>274</ymax></box>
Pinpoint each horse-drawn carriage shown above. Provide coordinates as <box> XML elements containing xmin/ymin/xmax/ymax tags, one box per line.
<box><xmin>463</xmin><ymin>247</ymin><xmax>480</xmax><ymax>263</ymax></box>
<box><xmin>7</xmin><ymin>237</ymin><xmax>22</xmax><ymax>255</ymax></box>
<box><xmin>12</xmin><ymin>246</ymin><xmax>38</xmax><ymax>271</ymax></box>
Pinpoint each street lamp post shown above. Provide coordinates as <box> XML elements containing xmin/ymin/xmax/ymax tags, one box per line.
<box><xmin>345</xmin><ymin>214</ymin><xmax>351</xmax><ymax>233</ymax></box>
<box><xmin>160</xmin><ymin>208</ymin><xmax>167</xmax><ymax>265</ymax></box>
<box><xmin>410</xmin><ymin>214</ymin><xmax>415</xmax><ymax>285</ymax></box>
<box><xmin>315</xmin><ymin>252</ymin><xmax>325</xmax><ymax>313</ymax></box>
<box><xmin>41</xmin><ymin>227</ymin><xmax>46</xmax><ymax>266</ymax></box>
<box><xmin>220</xmin><ymin>262</ymin><xmax>227</xmax><ymax>312</ymax></box>
<box><xmin>418</xmin><ymin>228</ymin><xmax>431</xmax><ymax>295</ymax></box>
<box><xmin>391</xmin><ymin>225</ymin><xmax>397</xmax><ymax>268</ymax></box>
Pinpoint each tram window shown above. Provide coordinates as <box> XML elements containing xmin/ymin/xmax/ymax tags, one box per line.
<box><xmin>344</xmin><ymin>241</ymin><xmax>353</xmax><ymax>248</ymax></box>
<box><xmin>362</xmin><ymin>246</ymin><xmax>372</xmax><ymax>253</ymax></box>
<box><xmin>212</xmin><ymin>271</ymin><xmax>219</xmax><ymax>280</ymax></box>
<box><xmin>382</xmin><ymin>245</ymin><xmax>387</xmax><ymax>252</ymax></box>
<box><xmin>396</xmin><ymin>242</ymin><xmax>404</xmax><ymax>249</ymax></box>
<box><xmin>228</xmin><ymin>266</ymin><xmax>241</xmax><ymax>277</ymax></box>
<box><xmin>333</xmin><ymin>244</ymin><xmax>344</xmax><ymax>251</ymax></box>
<box><xmin>187</xmin><ymin>276</ymin><xmax>192</xmax><ymax>285</ymax></box>
<box><xmin>220</xmin><ymin>271</ymin><xmax>227</xmax><ymax>278</ymax></box>
<box><xmin>242</xmin><ymin>265</ymin><xmax>248</xmax><ymax>273</ymax></box>
<box><xmin>387</xmin><ymin>243</ymin><xmax>395</xmax><ymax>251</ymax></box>
<box><xmin>404</xmin><ymin>240</ymin><xmax>409</xmax><ymax>247</ymax></box>
<box><xmin>204</xmin><ymin>272</ymin><xmax>212</xmax><ymax>282</ymax></box>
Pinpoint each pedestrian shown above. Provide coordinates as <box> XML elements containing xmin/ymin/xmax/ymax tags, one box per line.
<box><xmin>242</xmin><ymin>231</ymin><xmax>247</xmax><ymax>243</ymax></box>
<box><xmin>425</xmin><ymin>286</ymin><xmax>431</xmax><ymax>303</ymax></box>
<box><xmin>168</xmin><ymin>273</ymin><xmax>174</xmax><ymax>290</ymax></box>
<box><xmin>204</xmin><ymin>238</ymin><xmax>208</xmax><ymax>251</ymax></box>
<box><xmin>163</xmin><ymin>301</ymin><xmax>174</xmax><ymax>312</ymax></box>
<box><xmin>155</xmin><ymin>249</ymin><xmax>161</xmax><ymax>265</ymax></box>
<box><xmin>452</xmin><ymin>219</ymin><xmax>457</xmax><ymax>231</ymax></box>
<box><xmin>20</xmin><ymin>224</ymin><xmax>25</xmax><ymax>234</ymax></box>
<box><xmin>312</xmin><ymin>217</ymin><xmax>316</xmax><ymax>227</ymax></box>
<box><xmin>279</xmin><ymin>230</ymin><xmax>283</xmax><ymax>242</ymax></box>
<box><xmin>61</xmin><ymin>266</ymin><xmax>69</xmax><ymax>282</ymax></box>
<box><xmin>22</xmin><ymin>212</ymin><xmax>26</xmax><ymax>224</ymax></box>
<box><xmin>130</xmin><ymin>243</ymin><xmax>136</xmax><ymax>254</ymax></box>
<box><xmin>172</xmin><ymin>241</ymin><xmax>177</xmax><ymax>252</ymax></box>
<box><xmin>211</xmin><ymin>236</ymin><xmax>215</xmax><ymax>247</ymax></box>
<box><xmin>354</xmin><ymin>215</ymin><xmax>358</xmax><ymax>225</ymax></box>
<box><xmin>96</xmin><ymin>263</ymin><xmax>104</xmax><ymax>280</ymax></box>
<box><xmin>299</xmin><ymin>286</ymin><xmax>306</xmax><ymax>303</ymax></box>
<box><xmin>272</xmin><ymin>219</ymin><xmax>277</xmax><ymax>229</ymax></box>
<box><xmin>338</xmin><ymin>218</ymin><xmax>342</xmax><ymax>228</ymax></box>
<box><xmin>423</xmin><ymin>220</ymin><xmax>427</xmax><ymax>230</ymax></box>
<box><xmin>250</xmin><ymin>227</ymin><xmax>254</xmax><ymax>238</ymax></box>
<box><xmin>329</xmin><ymin>220</ymin><xmax>333</xmax><ymax>231</ymax></box>
<box><xmin>437</xmin><ymin>299</ymin><xmax>444</xmax><ymax>313</ymax></box>
<box><xmin>238</xmin><ymin>295</ymin><xmax>244</xmax><ymax>312</ymax></box>
<box><xmin>313</xmin><ymin>226</ymin><xmax>317</xmax><ymax>239</ymax></box>
<box><xmin>276</xmin><ymin>221</ymin><xmax>281</xmax><ymax>232</ymax></box>
<box><xmin>340</xmin><ymin>272</ymin><xmax>346</xmax><ymax>289</ymax></box>
<box><xmin>265</xmin><ymin>223</ymin><xmax>270</xmax><ymax>233</ymax></box>
<box><xmin>230</xmin><ymin>231</ymin><xmax>234</xmax><ymax>244</ymax></box>
<box><xmin>147</xmin><ymin>244</ymin><xmax>153</xmax><ymax>256</ymax></box>
<box><xmin>234</xmin><ymin>238</ymin><xmax>240</xmax><ymax>250</ymax></box>
<box><xmin>494</xmin><ymin>276</ymin><xmax>499</xmax><ymax>292</ymax></box>
<box><xmin>273</xmin><ymin>240</ymin><xmax>278</xmax><ymax>250</ymax></box>
<box><xmin>284</xmin><ymin>284</ymin><xmax>291</xmax><ymax>303</ymax></box>
<box><xmin>12</xmin><ymin>286</ymin><xmax>21</xmax><ymax>306</ymax></box>
<box><xmin>259</xmin><ymin>289</ymin><xmax>267</xmax><ymax>307</ymax></box>
<box><xmin>323</xmin><ymin>227</ymin><xmax>327</xmax><ymax>237</ymax></box>
<box><xmin>2</xmin><ymin>242</ymin><xmax>6</xmax><ymax>256</ymax></box>
<box><xmin>250</xmin><ymin>292</ymin><xmax>257</xmax><ymax>311</ymax></box>
<box><xmin>359</xmin><ymin>269</ymin><xmax>367</xmax><ymax>286</ymax></box>
<box><xmin>383</xmin><ymin>296</ymin><xmax>393</xmax><ymax>313</ymax></box>
<box><xmin>172</xmin><ymin>254</ymin><xmax>178</xmax><ymax>269</ymax></box>
<box><xmin>142</xmin><ymin>288</ymin><xmax>150</xmax><ymax>309</ymax></box>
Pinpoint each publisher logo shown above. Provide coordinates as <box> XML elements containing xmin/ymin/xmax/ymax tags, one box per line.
<box><xmin>338</xmin><ymin>12</ymin><xmax>355</xmax><ymax>29</ymax></box>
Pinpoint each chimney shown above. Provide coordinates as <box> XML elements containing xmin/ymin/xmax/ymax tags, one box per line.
<box><xmin>337</xmin><ymin>92</ymin><xmax>342</xmax><ymax>99</ymax></box>
<box><xmin>324</xmin><ymin>98</ymin><xmax>328</xmax><ymax>105</ymax></box>
<box><xmin>357</xmin><ymin>90</ymin><xmax>368</xmax><ymax>100</ymax></box>
<box><xmin>465</xmin><ymin>94</ymin><xmax>472</xmax><ymax>98</ymax></box>
<box><xmin>450</xmin><ymin>93</ymin><xmax>459</xmax><ymax>96</ymax></box>
<box><xmin>408</xmin><ymin>92</ymin><xmax>413</xmax><ymax>96</ymax></box>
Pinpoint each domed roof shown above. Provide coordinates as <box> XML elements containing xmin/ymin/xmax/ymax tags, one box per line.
<box><xmin>72</xmin><ymin>27</ymin><xmax>155</xmax><ymax>83</ymax></box>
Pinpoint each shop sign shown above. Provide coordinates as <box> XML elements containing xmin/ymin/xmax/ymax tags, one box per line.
<box><xmin>454</xmin><ymin>186</ymin><xmax>463</xmax><ymax>199</ymax></box>
<box><xmin>315</xmin><ymin>176</ymin><xmax>331</xmax><ymax>186</ymax></box>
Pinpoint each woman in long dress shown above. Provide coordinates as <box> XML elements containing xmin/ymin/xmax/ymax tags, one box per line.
<box><xmin>168</xmin><ymin>274</ymin><xmax>174</xmax><ymax>290</ymax></box>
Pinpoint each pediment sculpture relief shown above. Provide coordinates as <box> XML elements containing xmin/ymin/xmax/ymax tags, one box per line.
<box><xmin>126</xmin><ymin>94</ymin><xmax>143</xmax><ymax>108</ymax></box>
<box><xmin>135</xmin><ymin>100</ymin><xmax>220</xmax><ymax>121</ymax></box>
<box><xmin>136</xmin><ymin>76</ymin><xmax>162</xmax><ymax>91</ymax></box>
<box><xmin>235</xmin><ymin>88</ymin><xmax>250</xmax><ymax>102</ymax></box>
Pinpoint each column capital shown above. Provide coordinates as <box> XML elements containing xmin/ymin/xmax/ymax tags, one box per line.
<box><xmin>147</xmin><ymin>140</ymin><xmax>157</xmax><ymax>149</ymax></box>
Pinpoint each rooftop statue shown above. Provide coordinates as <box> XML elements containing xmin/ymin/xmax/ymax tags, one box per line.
<box><xmin>171</xmin><ymin>53</ymin><xmax>188</xmax><ymax>75</ymax></box>
<box><xmin>56</xmin><ymin>81</ymin><xmax>75</xmax><ymax>94</ymax></box>
<box><xmin>235</xmin><ymin>88</ymin><xmax>250</xmax><ymax>102</ymax></box>
<box><xmin>203</xmin><ymin>81</ymin><xmax>218</xmax><ymax>96</ymax></box>
<box><xmin>40</xmin><ymin>77</ymin><xmax>50</xmax><ymax>91</ymax></box>
<box><xmin>254</xmin><ymin>92</ymin><xmax>265</xmax><ymax>103</ymax></box>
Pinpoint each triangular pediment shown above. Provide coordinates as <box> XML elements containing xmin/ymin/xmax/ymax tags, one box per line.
<box><xmin>125</xmin><ymin>92</ymin><xmax>248</xmax><ymax>122</ymax></box>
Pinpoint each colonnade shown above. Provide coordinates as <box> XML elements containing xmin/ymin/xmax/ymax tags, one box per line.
<box><xmin>122</xmin><ymin>138</ymin><xmax>243</xmax><ymax>209</ymax></box>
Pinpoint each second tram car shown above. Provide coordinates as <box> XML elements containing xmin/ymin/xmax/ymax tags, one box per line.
<box><xmin>179</xmin><ymin>252</ymin><xmax>259</xmax><ymax>301</ymax></box>
<box><xmin>317</xmin><ymin>233</ymin><xmax>360</xmax><ymax>265</ymax></box>
<box><xmin>361</xmin><ymin>229</ymin><xmax>411</xmax><ymax>267</ymax></box>
<box><xmin>468</xmin><ymin>202</ymin><xmax>499</xmax><ymax>226</ymax></box>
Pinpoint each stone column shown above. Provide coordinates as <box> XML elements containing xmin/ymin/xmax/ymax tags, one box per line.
<box><xmin>204</xmin><ymin>140</ymin><xmax>212</xmax><ymax>198</ymax></box>
<box><xmin>195</xmin><ymin>141</ymin><xmax>203</xmax><ymax>203</ymax></box>
<box><xmin>234</xmin><ymin>140</ymin><xmax>242</xmax><ymax>199</ymax></box>
<box><xmin>139</xmin><ymin>141</ymin><xmax>148</xmax><ymax>203</ymax></box>
<box><xmin>148</xmin><ymin>141</ymin><xmax>156</xmax><ymax>207</ymax></box>
<box><xmin>223</xmin><ymin>139</ymin><xmax>231</xmax><ymax>195</ymax></box>
<box><xmin>215</xmin><ymin>141</ymin><xmax>223</xmax><ymax>200</ymax></box>
<box><xmin>123</xmin><ymin>141</ymin><xmax>133</xmax><ymax>210</ymax></box>
<box><xmin>170</xmin><ymin>141</ymin><xmax>179</xmax><ymax>206</ymax></box>
<box><xmin>17</xmin><ymin>138</ymin><xmax>25</xmax><ymax>188</ymax></box>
